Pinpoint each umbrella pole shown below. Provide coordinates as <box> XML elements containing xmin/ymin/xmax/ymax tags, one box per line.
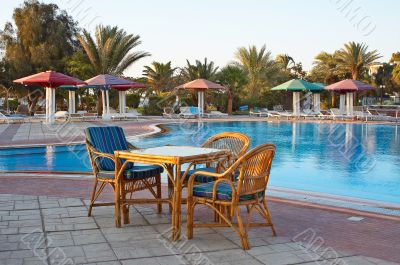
<box><xmin>313</xmin><ymin>93</ymin><xmax>320</xmax><ymax>113</ymax></box>
<box><xmin>339</xmin><ymin>94</ymin><xmax>346</xmax><ymax>115</ymax></box>
<box><xmin>106</xmin><ymin>90</ymin><xmax>110</xmax><ymax>116</ymax></box>
<box><xmin>72</xmin><ymin>90</ymin><xmax>76</xmax><ymax>114</ymax></box>
<box><xmin>51</xmin><ymin>87</ymin><xmax>56</xmax><ymax>123</ymax></box>
<box><xmin>101</xmin><ymin>90</ymin><xmax>108</xmax><ymax>120</ymax></box>
<box><xmin>293</xmin><ymin>92</ymin><xmax>300</xmax><ymax>116</ymax></box>
<box><xmin>122</xmin><ymin>91</ymin><xmax>126</xmax><ymax>113</ymax></box>
<box><xmin>45</xmin><ymin>87</ymin><xmax>49</xmax><ymax>123</ymax></box>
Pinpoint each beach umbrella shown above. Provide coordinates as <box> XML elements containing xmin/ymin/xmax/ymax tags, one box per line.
<box><xmin>175</xmin><ymin>79</ymin><xmax>225</xmax><ymax>116</ymax></box>
<box><xmin>271</xmin><ymin>79</ymin><xmax>324</xmax><ymax>116</ymax></box>
<box><xmin>325</xmin><ymin>79</ymin><xmax>375</xmax><ymax>116</ymax></box>
<box><xmin>13</xmin><ymin>71</ymin><xmax>86</xmax><ymax>124</ymax></box>
<box><xmin>85</xmin><ymin>74</ymin><xmax>146</xmax><ymax>119</ymax></box>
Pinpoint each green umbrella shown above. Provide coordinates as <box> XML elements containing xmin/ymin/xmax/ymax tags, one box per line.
<box><xmin>271</xmin><ymin>79</ymin><xmax>325</xmax><ymax>92</ymax></box>
<box><xmin>270</xmin><ymin>79</ymin><xmax>325</xmax><ymax>116</ymax></box>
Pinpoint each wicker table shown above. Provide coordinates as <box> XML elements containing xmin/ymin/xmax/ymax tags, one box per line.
<box><xmin>114</xmin><ymin>145</ymin><xmax>231</xmax><ymax>240</ymax></box>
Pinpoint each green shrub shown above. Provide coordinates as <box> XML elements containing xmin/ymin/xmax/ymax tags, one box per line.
<box><xmin>142</xmin><ymin>95</ymin><xmax>164</xmax><ymax>115</ymax></box>
<box><xmin>126</xmin><ymin>93</ymin><xmax>140</xmax><ymax>108</ymax></box>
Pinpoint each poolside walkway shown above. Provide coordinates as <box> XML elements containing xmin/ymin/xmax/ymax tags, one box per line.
<box><xmin>0</xmin><ymin>176</ymin><xmax>399</xmax><ymax>264</ymax></box>
<box><xmin>1</xmin><ymin>191</ymin><xmax>398</xmax><ymax>265</ymax></box>
<box><xmin>0</xmin><ymin>119</ymin><xmax>164</xmax><ymax>147</ymax></box>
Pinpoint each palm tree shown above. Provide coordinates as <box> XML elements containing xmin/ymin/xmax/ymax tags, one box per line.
<box><xmin>235</xmin><ymin>45</ymin><xmax>276</xmax><ymax>98</ymax></box>
<box><xmin>276</xmin><ymin>54</ymin><xmax>295</xmax><ymax>69</ymax></box>
<box><xmin>181</xmin><ymin>58</ymin><xmax>219</xmax><ymax>81</ymax></box>
<box><xmin>216</xmin><ymin>65</ymin><xmax>247</xmax><ymax>115</ymax></box>
<box><xmin>143</xmin><ymin>61</ymin><xmax>177</xmax><ymax>95</ymax></box>
<box><xmin>310</xmin><ymin>51</ymin><xmax>343</xmax><ymax>84</ymax></box>
<box><xmin>336</xmin><ymin>42</ymin><xmax>381</xmax><ymax>80</ymax></box>
<box><xmin>393</xmin><ymin>64</ymin><xmax>400</xmax><ymax>86</ymax></box>
<box><xmin>77</xmin><ymin>25</ymin><xmax>150</xmax><ymax>113</ymax></box>
<box><xmin>77</xmin><ymin>25</ymin><xmax>150</xmax><ymax>75</ymax></box>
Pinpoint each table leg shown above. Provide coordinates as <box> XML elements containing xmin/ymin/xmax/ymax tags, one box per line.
<box><xmin>172</xmin><ymin>163</ymin><xmax>182</xmax><ymax>241</ymax></box>
<box><xmin>167</xmin><ymin>165</ymin><xmax>174</xmax><ymax>214</ymax></box>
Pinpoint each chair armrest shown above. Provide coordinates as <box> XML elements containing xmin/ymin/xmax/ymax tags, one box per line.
<box><xmin>187</xmin><ymin>170</ymin><xmax>225</xmax><ymax>197</ymax></box>
<box><xmin>213</xmin><ymin>178</ymin><xmax>237</xmax><ymax>203</ymax></box>
<box><xmin>86</xmin><ymin>143</ymin><xmax>116</xmax><ymax>175</ymax></box>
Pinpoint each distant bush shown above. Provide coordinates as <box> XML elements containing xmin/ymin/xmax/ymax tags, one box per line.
<box><xmin>3</xmin><ymin>99</ymin><xmax>19</xmax><ymax>112</ymax></box>
<box><xmin>126</xmin><ymin>93</ymin><xmax>140</xmax><ymax>108</ymax></box>
<box><xmin>142</xmin><ymin>95</ymin><xmax>164</xmax><ymax>115</ymax></box>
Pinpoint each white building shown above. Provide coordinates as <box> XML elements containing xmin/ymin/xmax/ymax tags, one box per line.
<box><xmin>368</xmin><ymin>63</ymin><xmax>384</xmax><ymax>76</ymax></box>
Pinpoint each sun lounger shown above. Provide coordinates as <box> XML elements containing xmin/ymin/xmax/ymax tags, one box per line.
<box><xmin>163</xmin><ymin>107</ymin><xmax>179</xmax><ymax>119</ymax></box>
<box><xmin>329</xmin><ymin>108</ymin><xmax>351</xmax><ymax>120</ymax></box>
<box><xmin>54</xmin><ymin>111</ymin><xmax>69</xmax><ymax>121</ymax></box>
<box><xmin>249</xmin><ymin>107</ymin><xmax>269</xmax><ymax>117</ymax></box>
<box><xmin>179</xmin><ymin>107</ymin><xmax>198</xmax><ymax>118</ymax></box>
<box><xmin>204</xmin><ymin>110</ymin><xmax>228</xmax><ymax>118</ymax></box>
<box><xmin>0</xmin><ymin>112</ymin><xmax>26</xmax><ymax>123</ymax></box>
<box><xmin>69</xmin><ymin>113</ymin><xmax>83</xmax><ymax>121</ymax></box>
<box><xmin>82</xmin><ymin>113</ymin><xmax>98</xmax><ymax>121</ymax></box>
<box><xmin>366</xmin><ymin>109</ymin><xmax>395</xmax><ymax>121</ymax></box>
<box><xmin>317</xmin><ymin>110</ymin><xmax>333</xmax><ymax>120</ymax></box>
<box><xmin>300</xmin><ymin>109</ymin><xmax>319</xmax><ymax>119</ymax></box>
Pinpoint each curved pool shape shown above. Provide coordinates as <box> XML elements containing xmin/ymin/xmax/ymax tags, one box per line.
<box><xmin>1</xmin><ymin>121</ymin><xmax>399</xmax><ymax>204</ymax></box>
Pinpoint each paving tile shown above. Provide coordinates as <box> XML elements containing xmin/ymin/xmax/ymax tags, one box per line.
<box><xmin>47</xmin><ymin>231</ymin><xmax>74</xmax><ymax>247</ymax></box>
<box><xmin>121</xmin><ymin>255</ymin><xmax>188</xmax><ymax>265</ymax></box>
<box><xmin>252</xmin><ymin>251</ymin><xmax>306</xmax><ymax>265</ymax></box>
<box><xmin>187</xmin><ymin>249</ymin><xmax>262</xmax><ymax>265</ymax></box>
<box><xmin>44</xmin><ymin>216</ymin><xmax>97</xmax><ymax>232</ymax></box>
<box><xmin>71</xmin><ymin>230</ymin><xmax>106</xmax><ymax>245</ymax></box>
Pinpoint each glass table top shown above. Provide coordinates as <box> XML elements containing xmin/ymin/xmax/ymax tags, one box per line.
<box><xmin>129</xmin><ymin>145</ymin><xmax>226</xmax><ymax>157</ymax></box>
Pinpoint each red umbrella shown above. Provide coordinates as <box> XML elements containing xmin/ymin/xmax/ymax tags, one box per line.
<box><xmin>85</xmin><ymin>74</ymin><xmax>146</xmax><ymax>117</ymax></box>
<box><xmin>112</xmin><ymin>82</ymin><xmax>146</xmax><ymax>91</ymax></box>
<box><xmin>175</xmin><ymin>78</ymin><xmax>224</xmax><ymax>90</ymax></box>
<box><xmin>325</xmin><ymin>79</ymin><xmax>376</xmax><ymax>92</ymax></box>
<box><xmin>175</xmin><ymin>79</ymin><xmax>225</xmax><ymax>116</ymax></box>
<box><xmin>13</xmin><ymin>71</ymin><xmax>86</xmax><ymax>123</ymax></box>
<box><xmin>13</xmin><ymin>70</ymin><xmax>86</xmax><ymax>87</ymax></box>
<box><xmin>85</xmin><ymin>74</ymin><xmax>144</xmax><ymax>90</ymax></box>
<box><xmin>325</xmin><ymin>79</ymin><xmax>375</xmax><ymax>116</ymax></box>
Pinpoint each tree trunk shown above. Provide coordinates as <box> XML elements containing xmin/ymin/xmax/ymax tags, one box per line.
<box><xmin>227</xmin><ymin>91</ymin><xmax>233</xmax><ymax>115</ymax></box>
<box><xmin>27</xmin><ymin>88</ymin><xmax>42</xmax><ymax>116</ymax></box>
<box><xmin>5</xmin><ymin>88</ymin><xmax>9</xmax><ymax>114</ymax></box>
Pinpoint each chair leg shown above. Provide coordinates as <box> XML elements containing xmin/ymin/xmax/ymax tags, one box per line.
<box><xmin>122</xmin><ymin>192</ymin><xmax>130</xmax><ymax>225</ymax></box>
<box><xmin>235</xmin><ymin>207</ymin><xmax>250</xmax><ymax>250</ymax></box>
<box><xmin>114</xmin><ymin>180</ymin><xmax>121</xmax><ymax>228</ymax></box>
<box><xmin>156</xmin><ymin>174</ymin><xmax>162</xmax><ymax>214</ymax></box>
<box><xmin>168</xmin><ymin>174</ymin><xmax>173</xmax><ymax>214</ymax></box>
<box><xmin>187</xmin><ymin>197</ymin><xmax>194</xmax><ymax>239</ymax></box>
<box><xmin>262</xmin><ymin>198</ymin><xmax>276</xmax><ymax>236</ymax></box>
<box><xmin>88</xmin><ymin>179</ymin><xmax>99</xmax><ymax>217</ymax></box>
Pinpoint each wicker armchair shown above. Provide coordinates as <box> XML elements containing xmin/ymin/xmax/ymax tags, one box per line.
<box><xmin>85</xmin><ymin>126</ymin><xmax>163</xmax><ymax>227</ymax></box>
<box><xmin>187</xmin><ymin>143</ymin><xmax>276</xmax><ymax>250</ymax></box>
<box><xmin>183</xmin><ymin>132</ymin><xmax>250</xmax><ymax>183</ymax></box>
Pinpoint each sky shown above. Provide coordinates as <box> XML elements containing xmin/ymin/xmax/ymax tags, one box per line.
<box><xmin>1</xmin><ymin>0</ymin><xmax>399</xmax><ymax>77</ymax></box>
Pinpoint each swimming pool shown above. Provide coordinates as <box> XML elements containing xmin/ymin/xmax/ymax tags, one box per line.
<box><xmin>1</xmin><ymin>121</ymin><xmax>399</xmax><ymax>204</ymax></box>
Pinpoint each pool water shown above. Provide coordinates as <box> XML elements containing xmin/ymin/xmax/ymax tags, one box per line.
<box><xmin>1</xmin><ymin>121</ymin><xmax>399</xmax><ymax>204</ymax></box>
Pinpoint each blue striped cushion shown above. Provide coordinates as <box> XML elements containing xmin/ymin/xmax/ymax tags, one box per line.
<box><xmin>85</xmin><ymin>126</ymin><xmax>133</xmax><ymax>171</ymax></box>
<box><xmin>183</xmin><ymin>167</ymin><xmax>217</xmax><ymax>183</ymax></box>
<box><xmin>98</xmin><ymin>165</ymin><xmax>163</xmax><ymax>180</ymax></box>
<box><xmin>192</xmin><ymin>182</ymin><xmax>262</xmax><ymax>201</ymax></box>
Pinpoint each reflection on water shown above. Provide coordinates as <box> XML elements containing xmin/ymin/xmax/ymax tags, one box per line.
<box><xmin>0</xmin><ymin>121</ymin><xmax>399</xmax><ymax>203</ymax></box>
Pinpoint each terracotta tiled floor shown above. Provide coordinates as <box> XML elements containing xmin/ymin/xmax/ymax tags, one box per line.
<box><xmin>0</xmin><ymin>176</ymin><xmax>399</xmax><ymax>263</ymax></box>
